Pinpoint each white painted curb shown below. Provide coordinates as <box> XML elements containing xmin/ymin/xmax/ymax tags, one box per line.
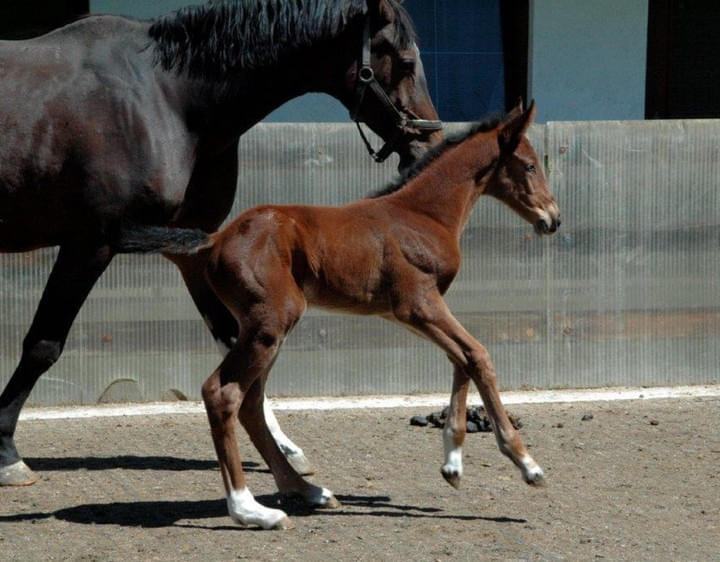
<box><xmin>18</xmin><ymin>384</ymin><xmax>720</xmax><ymax>421</ymax></box>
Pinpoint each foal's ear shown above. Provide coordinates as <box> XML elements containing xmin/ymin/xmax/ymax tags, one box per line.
<box><xmin>499</xmin><ymin>100</ymin><xmax>537</xmax><ymax>154</ymax></box>
<box><xmin>505</xmin><ymin>98</ymin><xmax>525</xmax><ymax>123</ymax></box>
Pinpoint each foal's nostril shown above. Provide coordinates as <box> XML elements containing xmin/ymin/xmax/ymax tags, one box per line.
<box><xmin>534</xmin><ymin>215</ymin><xmax>561</xmax><ymax>235</ymax></box>
<box><xmin>534</xmin><ymin>219</ymin><xmax>550</xmax><ymax>235</ymax></box>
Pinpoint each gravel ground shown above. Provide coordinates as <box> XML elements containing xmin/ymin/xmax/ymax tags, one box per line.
<box><xmin>1</xmin><ymin>397</ymin><xmax>718</xmax><ymax>561</ymax></box>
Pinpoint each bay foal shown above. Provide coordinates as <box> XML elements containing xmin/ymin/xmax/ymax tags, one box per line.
<box><xmin>199</xmin><ymin>101</ymin><xmax>559</xmax><ymax>528</ymax></box>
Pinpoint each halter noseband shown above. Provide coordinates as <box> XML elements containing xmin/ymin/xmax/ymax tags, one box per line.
<box><xmin>350</xmin><ymin>17</ymin><xmax>443</xmax><ymax>163</ymax></box>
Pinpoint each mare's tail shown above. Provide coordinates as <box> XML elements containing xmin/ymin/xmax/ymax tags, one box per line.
<box><xmin>114</xmin><ymin>225</ymin><xmax>214</xmax><ymax>255</ymax></box>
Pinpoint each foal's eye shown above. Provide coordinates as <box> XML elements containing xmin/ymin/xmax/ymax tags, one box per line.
<box><xmin>525</xmin><ymin>164</ymin><xmax>537</xmax><ymax>174</ymax></box>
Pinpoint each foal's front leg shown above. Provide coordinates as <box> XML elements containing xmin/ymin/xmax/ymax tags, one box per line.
<box><xmin>400</xmin><ymin>294</ymin><xmax>545</xmax><ymax>487</ymax></box>
<box><xmin>441</xmin><ymin>367</ymin><xmax>470</xmax><ymax>488</ymax></box>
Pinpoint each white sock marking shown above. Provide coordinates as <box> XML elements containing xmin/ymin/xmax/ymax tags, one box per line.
<box><xmin>264</xmin><ymin>396</ymin><xmax>304</xmax><ymax>459</ymax></box>
<box><xmin>227</xmin><ymin>487</ymin><xmax>287</xmax><ymax>529</ymax></box>
<box><xmin>442</xmin><ymin>426</ymin><xmax>463</xmax><ymax>478</ymax></box>
<box><xmin>520</xmin><ymin>454</ymin><xmax>544</xmax><ymax>482</ymax></box>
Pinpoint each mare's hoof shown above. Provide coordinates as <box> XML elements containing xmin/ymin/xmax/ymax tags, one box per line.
<box><xmin>441</xmin><ymin>469</ymin><xmax>461</xmax><ymax>489</ymax></box>
<box><xmin>0</xmin><ymin>461</ymin><xmax>38</xmax><ymax>486</ymax></box>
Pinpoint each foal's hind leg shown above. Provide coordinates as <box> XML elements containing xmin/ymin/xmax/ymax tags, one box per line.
<box><xmin>238</xmin><ymin>376</ymin><xmax>339</xmax><ymax>509</ymax></box>
<box><xmin>202</xmin><ymin>257</ymin><xmax>332</xmax><ymax>528</ymax></box>
<box><xmin>169</xmin><ymin>254</ymin><xmax>313</xmax><ymax>475</ymax></box>
<box><xmin>0</xmin><ymin>244</ymin><xmax>113</xmax><ymax>486</ymax></box>
<box><xmin>396</xmin><ymin>293</ymin><xmax>544</xmax><ymax>487</ymax></box>
<box><xmin>202</xmin><ymin>345</ymin><xmax>292</xmax><ymax>530</ymax></box>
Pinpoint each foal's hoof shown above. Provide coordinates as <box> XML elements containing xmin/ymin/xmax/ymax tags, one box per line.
<box><xmin>523</xmin><ymin>468</ymin><xmax>547</xmax><ymax>487</ymax></box>
<box><xmin>441</xmin><ymin>469</ymin><xmax>461</xmax><ymax>489</ymax></box>
<box><xmin>273</xmin><ymin>516</ymin><xmax>295</xmax><ymax>530</ymax></box>
<box><xmin>0</xmin><ymin>461</ymin><xmax>38</xmax><ymax>487</ymax></box>
<box><xmin>231</xmin><ymin>512</ymin><xmax>295</xmax><ymax>530</ymax></box>
<box><xmin>318</xmin><ymin>493</ymin><xmax>341</xmax><ymax>509</ymax></box>
<box><xmin>303</xmin><ymin>487</ymin><xmax>341</xmax><ymax>509</ymax></box>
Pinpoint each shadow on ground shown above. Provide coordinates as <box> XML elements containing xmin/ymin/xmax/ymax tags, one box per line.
<box><xmin>24</xmin><ymin>456</ymin><xmax>263</xmax><ymax>472</ymax></box>
<box><xmin>0</xmin><ymin>491</ymin><xmax>526</xmax><ymax>528</ymax></box>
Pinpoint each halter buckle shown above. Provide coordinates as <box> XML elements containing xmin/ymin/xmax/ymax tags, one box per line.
<box><xmin>358</xmin><ymin>66</ymin><xmax>374</xmax><ymax>83</ymax></box>
<box><xmin>351</xmin><ymin>15</ymin><xmax>443</xmax><ymax>164</ymax></box>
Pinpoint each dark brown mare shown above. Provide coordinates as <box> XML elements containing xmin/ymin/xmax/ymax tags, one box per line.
<box><xmin>0</xmin><ymin>0</ymin><xmax>442</xmax><ymax>486</ymax></box>
<box><xmin>137</xmin><ymin>101</ymin><xmax>559</xmax><ymax>529</ymax></box>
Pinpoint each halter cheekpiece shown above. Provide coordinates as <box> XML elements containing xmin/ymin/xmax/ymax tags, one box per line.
<box><xmin>350</xmin><ymin>15</ymin><xmax>443</xmax><ymax>163</ymax></box>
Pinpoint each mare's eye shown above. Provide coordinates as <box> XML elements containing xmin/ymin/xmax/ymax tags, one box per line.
<box><xmin>399</xmin><ymin>58</ymin><xmax>416</xmax><ymax>74</ymax></box>
<box><xmin>525</xmin><ymin>163</ymin><xmax>537</xmax><ymax>174</ymax></box>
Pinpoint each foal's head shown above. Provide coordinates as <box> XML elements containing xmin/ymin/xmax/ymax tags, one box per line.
<box><xmin>487</xmin><ymin>101</ymin><xmax>560</xmax><ymax>234</ymax></box>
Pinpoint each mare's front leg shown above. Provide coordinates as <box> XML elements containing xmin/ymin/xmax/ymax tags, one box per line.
<box><xmin>168</xmin><ymin>253</ymin><xmax>314</xmax><ymax>475</ymax></box>
<box><xmin>0</xmin><ymin>244</ymin><xmax>113</xmax><ymax>486</ymax></box>
<box><xmin>396</xmin><ymin>293</ymin><xmax>545</xmax><ymax>487</ymax></box>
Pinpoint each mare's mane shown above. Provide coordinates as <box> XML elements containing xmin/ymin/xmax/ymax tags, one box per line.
<box><xmin>148</xmin><ymin>0</ymin><xmax>416</xmax><ymax>79</ymax></box>
<box><xmin>370</xmin><ymin>114</ymin><xmax>503</xmax><ymax>198</ymax></box>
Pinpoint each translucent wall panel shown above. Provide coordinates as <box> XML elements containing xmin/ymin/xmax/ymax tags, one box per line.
<box><xmin>1</xmin><ymin>121</ymin><xmax>718</xmax><ymax>406</ymax></box>
<box><xmin>546</xmin><ymin>120</ymin><xmax>720</xmax><ymax>387</ymax></box>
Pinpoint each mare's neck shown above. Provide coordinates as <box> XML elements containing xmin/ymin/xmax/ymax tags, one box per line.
<box><xmin>387</xmin><ymin>132</ymin><xmax>498</xmax><ymax>238</ymax></box>
<box><xmin>169</xmin><ymin>30</ymin><xmax>360</xmax><ymax>146</ymax></box>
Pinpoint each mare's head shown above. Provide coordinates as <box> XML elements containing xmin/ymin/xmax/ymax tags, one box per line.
<box><xmin>149</xmin><ymin>0</ymin><xmax>441</xmax><ymax>171</ymax></box>
<box><xmin>487</xmin><ymin>101</ymin><xmax>560</xmax><ymax>235</ymax></box>
<box><xmin>348</xmin><ymin>0</ymin><xmax>443</xmax><ymax>171</ymax></box>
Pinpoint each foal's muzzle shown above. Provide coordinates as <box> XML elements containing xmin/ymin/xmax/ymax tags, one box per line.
<box><xmin>534</xmin><ymin>215</ymin><xmax>561</xmax><ymax>235</ymax></box>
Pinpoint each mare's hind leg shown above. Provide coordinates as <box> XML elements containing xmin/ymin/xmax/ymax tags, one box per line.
<box><xmin>238</xmin><ymin>376</ymin><xmax>339</xmax><ymax>509</ymax></box>
<box><xmin>395</xmin><ymin>292</ymin><xmax>544</xmax><ymax>487</ymax></box>
<box><xmin>168</xmin><ymin>254</ymin><xmax>313</xmax><ymax>475</ymax></box>
<box><xmin>0</xmin><ymin>244</ymin><xmax>113</xmax><ymax>486</ymax></box>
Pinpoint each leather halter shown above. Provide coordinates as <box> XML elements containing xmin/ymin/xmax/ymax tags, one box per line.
<box><xmin>350</xmin><ymin>17</ymin><xmax>443</xmax><ymax>163</ymax></box>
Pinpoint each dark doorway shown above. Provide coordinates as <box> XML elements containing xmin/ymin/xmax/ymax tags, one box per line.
<box><xmin>0</xmin><ymin>1</ymin><xmax>89</xmax><ymax>40</ymax></box>
<box><xmin>500</xmin><ymin>0</ymin><xmax>529</xmax><ymax>112</ymax></box>
<box><xmin>646</xmin><ymin>0</ymin><xmax>720</xmax><ymax>118</ymax></box>
<box><xmin>406</xmin><ymin>0</ymin><xmax>525</xmax><ymax>120</ymax></box>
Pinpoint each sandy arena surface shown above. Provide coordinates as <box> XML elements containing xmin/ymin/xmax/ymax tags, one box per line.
<box><xmin>1</xmin><ymin>396</ymin><xmax>719</xmax><ymax>561</ymax></box>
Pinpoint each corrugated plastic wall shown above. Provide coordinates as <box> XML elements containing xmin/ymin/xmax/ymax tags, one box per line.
<box><xmin>1</xmin><ymin>121</ymin><xmax>718</xmax><ymax>405</ymax></box>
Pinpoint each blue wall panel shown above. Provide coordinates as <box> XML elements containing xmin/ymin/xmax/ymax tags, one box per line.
<box><xmin>407</xmin><ymin>0</ymin><xmax>505</xmax><ymax>120</ymax></box>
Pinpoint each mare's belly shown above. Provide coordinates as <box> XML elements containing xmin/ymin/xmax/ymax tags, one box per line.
<box><xmin>0</xmin><ymin>188</ymin><xmax>66</xmax><ymax>251</ymax></box>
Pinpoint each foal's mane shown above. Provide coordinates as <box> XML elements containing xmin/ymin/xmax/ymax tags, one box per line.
<box><xmin>149</xmin><ymin>0</ymin><xmax>416</xmax><ymax>79</ymax></box>
<box><xmin>370</xmin><ymin>115</ymin><xmax>503</xmax><ymax>198</ymax></box>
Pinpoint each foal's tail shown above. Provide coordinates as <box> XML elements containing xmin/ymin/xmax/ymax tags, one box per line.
<box><xmin>113</xmin><ymin>225</ymin><xmax>215</xmax><ymax>255</ymax></box>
